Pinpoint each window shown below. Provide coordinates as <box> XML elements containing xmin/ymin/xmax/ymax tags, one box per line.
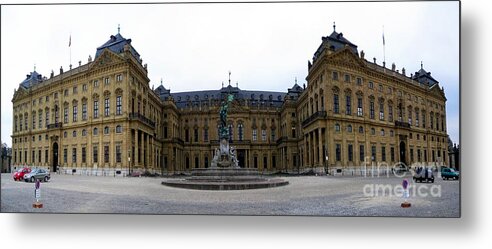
<box><xmin>104</xmin><ymin>126</ymin><xmax>109</xmax><ymax>134</ymax></box>
<box><xmin>72</xmin><ymin>148</ymin><xmax>77</xmax><ymax>163</ymax></box>
<box><xmin>382</xmin><ymin>146</ymin><xmax>386</xmax><ymax>161</ymax></box>
<box><xmin>63</xmin><ymin>107</ymin><xmax>68</xmax><ymax>123</ymax></box>
<box><xmin>415</xmin><ymin>110</ymin><xmax>420</xmax><ymax>127</ymax></box>
<box><xmin>368</xmin><ymin>81</ymin><xmax>374</xmax><ymax>89</ymax></box>
<box><xmin>359</xmin><ymin>145</ymin><xmax>365</xmax><ymax>161</ymax></box>
<box><xmin>348</xmin><ymin>144</ymin><xmax>353</xmax><ymax>161</ymax></box>
<box><xmin>93</xmin><ymin>128</ymin><xmax>98</xmax><ymax>135</ymax></box>
<box><xmin>185</xmin><ymin>129</ymin><xmax>189</xmax><ymax>142</ymax></box>
<box><xmin>238</xmin><ymin>124</ymin><xmax>244</xmax><ymax>141</ymax></box>
<box><xmin>93</xmin><ymin>100</ymin><xmax>99</xmax><ymax>118</ymax></box>
<box><xmin>336</xmin><ymin>144</ymin><xmax>341</xmax><ymax>161</ymax></box>
<box><xmin>63</xmin><ymin>148</ymin><xmax>67</xmax><ymax>163</ymax></box>
<box><xmin>369</xmin><ymin>99</ymin><xmax>375</xmax><ymax>119</ymax></box>
<box><xmin>116</xmin><ymin>125</ymin><xmax>122</xmax><ymax>133</ymax></box>
<box><xmin>356</xmin><ymin>77</ymin><xmax>362</xmax><ymax>85</ymax></box>
<box><xmin>345</xmin><ymin>95</ymin><xmax>351</xmax><ymax>115</ymax></box>
<box><xmin>334</xmin><ymin>94</ymin><xmax>339</xmax><ymax>114</ymax></box>
<box><xmin>371</xmin><ymin>128</ymin><xmax>375</xmax><ymax>135</ymax></box>
<box><xmin>94</xmin><ymin>80</ymin><xmax>99</xmax><ymax>87</ymax></box>
<box><xmin>83</xmin><ymin>84</ymin><xmax>87</xmax><ymax>91</ymax></box>
<box><xmin>358</xmin><ymin>126</ymin><xmax>364</xmax><ymax>133</ymax></box>
<box><xmin>93</xmin><ymin>146</ymin><xmax>99</xmax><ymax>163</ymax></box>
<box><xmin>64</xmin><ymin>89</ymin><xmax>68</xmax><ymax>96</ymax></box>
<box><xmin>261</xmin><ymin>129</ymin><xmax>267</xmax><ymax>141</ymax></box>
<box><xmin>379</xmin><ymin>102</ymin><xmax>384</xmax><ymax>120</ymax></box>
<box><xmin>116</xmin><ymin>96</ymin><xmax>122</xmax><ymax>115</ymax></box>
<box><xmin>104</xmin><ymin>77</ymin><xmax>110</xmax><ymax>85</ymax></box>
<box><xmin>104</xmin><ymin>145</ymin><xmax>109</xmax><ymax>163</ymax></box>
<box><xmin>116</xmin><ymin>145</ymin><xmax>121</xmax><ymax>163</ymax></box>
<box><xmin>380</xmin><ymin>129</ymin><xmax>385</xmax><ymax>136</ymax></box>
<box><xmin>73</xmin><ymin>105</ymin><xmax>78</xmax><ymax>122</ymax></box>
<box><xmin>73</xmin><ymin>86</ymin><xmax>78</xmax><ymax>94</ymax></box>
<box><xmin>410</xmin><ymin>148</ymin><xmax>414</xmax><ymax>162</ymax></box>
<box><xmin>63</xmin><ymin>131</ymin><xmax>67</xmax><ymax>138</ymax></box>
<box><xmin>32</xmin><ymin>112</ymin><xmax>36</xmax><ymax>129</ymax></box>
<box><xmin>104</xmin><ymin>97</ymin><xmax>110</xmax><ymax>117</ymax></box>
<box><xmin>390</xmin><ymin>130</ymin><xmax>394</xmax><ymax>137</ymax></box>
<box><xmin>357</xmin><ymin>97</ymin><xmax>363</xmax><ymax>116</ymax></box>
<box><xmin>378</xmin><ymin>84</ymin><xmax>383</xmax><ymax>92</ymax></box>
<box><xmin>252</xmin><ymin>129</ymin><xmax>257</xmax><ymax>141</ymax></box>
<box><xmin>72</xmin><ymin>130</ymin><xmax>77</xmax><ymax>137</ymax></box>
<box><xmin>116</xmin><ymin>74</ymin><xmax>122</xmax><ymax>82</ymax></box>
<box><xmin>422</xmin><ymin>112</ymin><xmax>426</xmax><ymax>128</ymax></box>
<box><xmin>82</xmin><ymin>103</ymin><xmax>87</xmax><ymax>120</ymax></box>
<box><xmin>335</xmin><ymin>123</ymin><xmax>340</xmax><ymax>132</ymax></box>
<box><xmin>82</xmin><ymin>147</ymin><xmax>86</xmax><ymax>163</ymax></box>
<box><xmin>332</xmin><ymin>71</ymin><xmax>338</xmax><ymax>81</ymax></box>
<box><xmin>291</xmin><ymin>126</ymin><xmax>296</xmax><ymax>138</ymax></box>
<box><xmin>25</xmin><ymin>115</ymin><xmax>28</xmax><ymax>130</ymax></box>
<box><xmin>45</xmin><ymin>150</ymin><xmax>48</xmax><ymax>163</ymax></box>
<box><xmin>371</xmin><ymin>145</ymin><xmax>376</xmax><ymax>161</ymax></box>
<box><xmin>408</xmin><ymin>109</ymin><xmax>412</xmax><ymax>125</ymax></box>
<box><xmin>203</xmin><ymin>128</ymin><xmax>209</xmax><ymax>142</ymax></box>
<box><xmin>344</xmin><ymin>74</ymin><xmax>350</xmax><ymax>83</ymax></box>
<box><xmin>388</xmin><ymin>105</ymin><xmax>393</xmax><ymax>122</ymax></box>
<box><xmin>391</xmin><ymin>147</ymin><xmax>395</xmax><ymax>162</ymax></box>
<box><xmin>228</xmin><ymin>125</ymin><xmax>233</xmax><ymax>142</ymax></box>
<box><xmin>82</xmin><ymin>129</ymin><xmax>87</xmax><ymax>136</ymax></box>
<box><xmin>194</xmin><ymin>128</ymin><xmax>199</xmax><ymax>142</ymax></box>
<box><xmin>347</xmin><ymin>125</ymin><xmax>352</xmax><ymax>133</ymax></box>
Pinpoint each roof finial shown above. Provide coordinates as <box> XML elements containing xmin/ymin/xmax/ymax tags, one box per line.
<box><xmin>421</xmin><ymin>61</ymin><xmax>423</xmax><ymax>69</ymax></box>
<box><xmin>236</xmin><ymin>81</ymin><xmax>238</xmax><ymax>88</ymax></box>
<box><xmin>118</xmin><ymin>24</ymin><xmax>120</xmax><ymax>34</ymax></box>
<box><xmin>295</xmin><ymin>76</ymin><xmax>297</xmax><ymax>85</ymax></box>
<box><xmin>333</xmin><ymin>21</ymin><xmax>336</xmax><ymax>32</ymax></box>
<box><xmin>34</xmin><ymin>63</ymin><xmax>36</xmax><ymax>72</ymax></box>
<box><xmin>228</xmin><ymin>70</ymin><xmax>231</xmax><ymax>86</ymax></box>
<box><xmin>160</xmin><ymin>78</ymin><xmax>163</xmax><ymax>86</ymax></box>
<box><xmin>222</xmin><ymin>81</ymin><xmax>224</xmax><ymax>88</ymax></box>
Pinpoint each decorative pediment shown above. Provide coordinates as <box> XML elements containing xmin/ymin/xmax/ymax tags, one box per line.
<box><xmin>12</xmin><ymin>87</ymin><xmax>28</xmax><ymax>102</ymax></box>
<box><xmin>88</xmin><ymin>49</ymin><xmax>125</xmax><ymax>71</ymax></box>
<box><xmin>327</xmin><ymin>47</ymin><xmax>366</xmax><ymax>68</ymax></box>
<box><xmin>429</xmin><ymin>85</ymin><xmax>446</xmax><ymax>100</ymax></box>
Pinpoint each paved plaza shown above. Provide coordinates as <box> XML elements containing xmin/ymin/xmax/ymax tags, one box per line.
<box><xmin>1</xmin><ymin>173</ymin><xmax>459</xmax><ymax>217</ymax></box>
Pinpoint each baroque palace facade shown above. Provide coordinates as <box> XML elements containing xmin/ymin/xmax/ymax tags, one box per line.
<box><xmin>11</xmin><ymin>26</ymin><xmax>448</xmax><ymax>176</ymax></box>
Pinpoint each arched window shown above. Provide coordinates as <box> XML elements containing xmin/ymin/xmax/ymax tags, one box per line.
<box><xmin>82</xmin><ymin>129</ymin><xmax>87</xmax><ymax>136</ymax></box>
<box><xmin>238</xmin><ymin>123</ymin><xmax>244</xmax><ymax>141</ymax></box>
<box><xmin>358</xmin><ymin>126</ymin><xmax>364</xmax><ymax>133</ymax></box>
<box><xmin>104</xmin><ymin>126</ymin><xmax>110</xmax><ymax>134</ymax></box>
<box><xmin>347</xmin><ymin>124</ymin><xmax>352</xmax><ymax>133</ymax></box>
<box><xmin>371</xmin><ymin>128</ymin><xmax>375</xmax><ymax>135</ymax></box>
<box><xmin>335</xmin><ymin>123</ymin><xmax>340</xmax><ymax>132</ymax></box>
<box><xmin>381</xmin><ymin>129</ymin><xmax>385</xmax><ymax>136</ymax></box>
<box><xmin>116</xmin><ymin>125</ymin><xmax>122</xmax><ymax>133</ymax></box>
<box><xmin>93</xmin><ymin>127</ymin><xmax>98</xmax><ymax>135</ymax></box>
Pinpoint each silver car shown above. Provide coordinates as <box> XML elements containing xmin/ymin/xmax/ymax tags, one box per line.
<box><xmin>24</xmin><ymin>168</ymin><xmax>51</xmax><ymax>182</ymax></box>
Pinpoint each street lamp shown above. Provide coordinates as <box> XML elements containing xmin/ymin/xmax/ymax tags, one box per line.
<box><xmin>325</xmin><ymin>155</ymin><xmax>329</xmax><ymax>175</ymax></box>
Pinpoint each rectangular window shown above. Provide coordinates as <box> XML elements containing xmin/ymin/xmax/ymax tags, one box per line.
<box><xmin>332</xmin><ymin>71</ymin><xmax>338</xmax><ymax>81</ymax></box>
<box><xmin>93</xmin><ymin>100</ymin><xmax>99</xmax><ymax>118</ymax></box>
<box><xmin>382</xmin><ymin>146</ymin><xmax>386</xmax><ymax>161</ymax></box>
<box><xmin>63</xmin><ymin>148</ymin><xmax>67</xmax><ymax>163</ymax></box>
<box><xmin>73</xmin><ymin>86</ymin><xmax>78</xmax><ymax>94</ymax></box>
<box><xmin>32</xmin><ymin>150</ymin><xmax>35</xmax><ymax>163</ymax></box>
<box><xmin>271</xmin><ymin>129</ymin><xmax>276</xmax><ymax>142</ymax></box>
<box><xmin>83</xmin><ymin>84</ymin><xmax>87</xmax><ymax>91</ymax></box>
<box><xmin>93</xmin><ymin>145</ymin><xmax>98</xmax><ymax>163</ymax></box>
<box><xmin>72</xmin><ymin>148</ymin><xmax>77</xmax><ymax>163</ymax></box>
<box><xmin>416</xmin><ymin>111</ymin><xmax>420</xmax><ymax>127</ymax></box>
<box><xmin>370</xmin><ymin>100</ymin><xmax>375</xmax><ymax>119</ymax></box>
<box><xmin>38</xmin><ymin>112</ymin><xmax>42</xmax><ymax>128</ymax></box>
<box><xmin>357</xmin><ymin>97</ymin><xmax>363</xmax><ymax>116</ymax></box>
<box><xmin>359</xmin><ymin>145</ymin><xmax>365</xmax><ymax>161</ymax></box>
<box><xmin>391</xmin><ymin>147</ymin><xmax>395</xmax><ymax>162</ymax></box>
<box><xmin>356</xmin><ymin>77</ymin><xmax>362</xmax><ymax>85</ymax></box>
<box><xmin>389</xmin><ymin>105</ymin><xmax>393</xmax><ymax>122</ymax></box>
<box><xmin>345</xmin><ymin>95</ymin><xmax>351</xmax><ymax>115</ymax></box>
<box><xmin>94</xmin><ymin>80</ymin><xmax>99</xmax><ymax>87</ymax></box>
<box><xmin>422</xmin><ymin>112</ymin><xmax>426</xmax><ymax>128</ymax></box>
<box><xmin>263</xmin><ymin>156</ymin><xmax>268</xmax><ymax>169</ymax></box>
<box><xmin>116</xmin><ymin>145</ymin><xmax>121</xmax><ymax>163</ymax></box>
<box><xmin>410</xmin><ymin>148</ymin><xmax>414</xmax><ymax>162</ymax></box>
<box><xmin>104</xmin><ymin>145</ymin><xmax>109</xmax><ymax>163</ymax></box>
<box><xmin>348</xmin><ymin>144</ymin><xmax>353</xmax><ymax>161</ymax></box>
<box><xmin>104</xmin><ymin>77</ymin><xmax>110</xmax><ymax>85</ymax></box>
<box><xmin>64</xmin><ymin>107</ymin><xmax>68</xmax><ymax>123</ymax></box>
<box><xmin>45</xmin><ymin>150</ymin><xmax>48</xmax><ymax>163</ymax></box>
<box><xmin>334</xmin><ymin>94</ymin><xmax>339</xmax><ymax>114</ymax></box>
<box><xmin>116</xmin><ymin>74</ymin><xmax>122</xmax><ymax>82</ymax></box>
<box><xmin>82</xmin><ymin>103</ymin><xmax>87</xmax><ymax>120</ymax></box>
<box><xmin>194</xmin><ymin>129</ymin><xmax>199</xmax><ymax>142</ymax></box>
<box><xmin>116</xmin><ymin>96</ymin><xmax>122</xmax><ymax>115</ymax></box>
<box><xmin>371</xmin><ymin>145</ymin><xmax>376</xmax><ymax>161</ymax></box>
<box><xmin>344</xmin><ymin>74</ymin><xmax>350</xmax><ymax>83</ymax></box>
<box><xmin>253</xmin><ymin>129</ymin><xmax>257</xmax><ymax>141</ymax></box>
<box><xmin>336</xmin><ymin>144</ymin><xmax>341</xmax><ymax>161</ymax></box>
<box><xmin>73</xmin><ymin>105</ymin><xmax>78</xmax><ymax>122</ymax></box>
<box><xmin>82</xmin><ymin>147</ymin><xmax>86</xmax><ymax>163</ymax></box>
<box><xmin>291</xmin><ymin>126</ymin><xmax>296</xmax><ymax>138</ymax></box>
<box><xmin>408</xmin><ymin>109</ymin><xmax>413</xmax><ymax>125</ymax></box>
<box><xmin>204</xmin><ymin>129</ymin><xmax>209</xmax><ymax>142</ymax></box>
<box><xmin>104</xmin><ymin>98</ymin><xmax>110</xmax><ymax>117</ymax></box>
<box><xmin>261</xmin><ymin>129</ymin><xmax>267</xmax><ymax>141</ymax></box>
<box><xmin>368</xmin><ymin>81</ymin><xmax>374</xmax><ymax>89</ymax></box>
<box><xmin>379</xmin><ymin>102</ymin><xmax>384</xmax><ymax>120</ymax></box>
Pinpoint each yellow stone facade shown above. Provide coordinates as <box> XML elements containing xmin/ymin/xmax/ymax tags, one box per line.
<box><xmin>11</xmin><ymin>29</ymin><xmax>448</xmax><ymax>175</ymax></box>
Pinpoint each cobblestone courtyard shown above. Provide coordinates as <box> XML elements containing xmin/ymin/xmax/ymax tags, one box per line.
<box><xmin>1</xmin><ymin>173</ymin><xmax>459</xmax><ymax>217</ymax></box>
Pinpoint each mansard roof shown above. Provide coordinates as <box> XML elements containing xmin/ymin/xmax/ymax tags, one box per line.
<box><xmin>95</xmin><ymin>32</ymin><xmax>141</xmax><ymax>62</ymax></box>
<box><xmin>19</xmin><ymin>70</ymin><xmax>44</xmax><ymax>89</ymax></box>
<box><xmin>413</xmin><ymin>66</ymin><xmax>439</xmax><ymax>86</ymax></box>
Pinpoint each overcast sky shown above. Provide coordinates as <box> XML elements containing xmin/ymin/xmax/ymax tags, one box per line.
<box><xmin>1</xmin><ymin>1</ymin><xmax>459</xmax><ymax>147</ymax></box>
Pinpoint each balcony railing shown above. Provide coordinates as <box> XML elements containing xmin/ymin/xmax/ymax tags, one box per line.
<box><xmin>302</xmin><ymin>111</ymin><xmax>327</xmax><ymax>127</ymax></box>
<box><xmin>47</xmin><ymin>122</ymin><xmax>63</xmax><ymax>130</ymax></box>
<box><xmin>395</xmin><ymin>121</ymin><xmax>411</xmax><ymax>128</ymax></box>
<box><xmin>129</xmin><ymin>113</ymin><xmax>155</xmax><ymax>128</ymax></box>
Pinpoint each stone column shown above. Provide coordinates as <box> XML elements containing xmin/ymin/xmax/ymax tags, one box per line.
<box><xmin>134</xmin><ymin>129</ymin><xmax>139</xmax><ymax>167</ymax></box>
<box><xmin>318</xmin><ymin>128</ymin><xmax>323</xmax><ymax>167</ymax></box>
<box><xmin>140</xmin><ymin>131</ymin><xmax>144</xmax><ymax>167</ymax></box>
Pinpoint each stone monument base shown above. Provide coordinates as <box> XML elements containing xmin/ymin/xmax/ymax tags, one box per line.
<box><xmin>162</xmin><ymin>168</ymin><xmax>289</xmax><ymax>190</ymax></box>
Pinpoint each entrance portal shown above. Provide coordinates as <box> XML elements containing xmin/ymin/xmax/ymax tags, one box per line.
<box><xmin>399</xmin><ymin>141</ymin><xmax>407</xmax><ymax>166</ymax></box>
<box><xmin>52</xmin><ymin>142</ymin><xmax>59</xmax><ymax>172</ymax></box>
<box><xmin>237</xmin><ymin>149</ymin><xmax>245</xmax><ymax>168</ymax></box>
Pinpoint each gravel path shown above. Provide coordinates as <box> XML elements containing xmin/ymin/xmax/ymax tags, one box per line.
<box><xmin>1</xmin><ymin>173</ymin><xmax>460</xmax><ymax>217</ymax></box>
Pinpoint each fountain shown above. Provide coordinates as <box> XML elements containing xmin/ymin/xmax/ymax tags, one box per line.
<box><xmin>162</xmin><ymin>94</ymin><xmax>289</xmax><ymax>190</ymax></box>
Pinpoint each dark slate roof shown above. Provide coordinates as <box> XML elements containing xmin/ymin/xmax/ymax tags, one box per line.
<box><xmin>95</xmin><ymin>33</ymin><xmax>141</xmax><ymax>61</ymax></box>
<box><xmin>169</xmin><ymin>85</ymin><xmax>288</xmax><ymax>109</ymax></box>
<box><xmin>154</xmin><ymin>85</ymin><xmax>171</xmax><ymax>101</ymax></box>
<box><xmin>412</xmin><ymin>67</ymin><xmax>439</xmax><ymax>86</ymax></box>
<box><xmin>313</xmin><ymin>30</ymin><xmax>358</xmax><ymax>62</ymax></box>
<box><xmin>19</xmin><ymin>70</ymin><xmax>44</xmax><ymax>89</ymax></box>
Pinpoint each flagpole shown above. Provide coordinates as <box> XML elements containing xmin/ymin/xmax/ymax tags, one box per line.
<box><xmin>382</xmin><ymin>25</ymin><xmax>386</xmax><ymax>65</ymax></box>
<box><xmin>69</xmin><ymin>33</ymin><xmax>72</xmax><ymax>69</ymax></box>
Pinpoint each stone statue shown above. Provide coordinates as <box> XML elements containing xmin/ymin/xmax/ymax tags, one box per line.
<box><xmin>219</xmin><ymin>94</ymin><xmax>234</xmax><ymax>140</ymax></box>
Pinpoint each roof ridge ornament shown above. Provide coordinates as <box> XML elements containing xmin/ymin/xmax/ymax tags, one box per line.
<box><xmin>118</xmin><ymin>24</ymin><xmax>120</xmax><ymax>34</ymax></box>
<box><xmin>333</xmin><ymin>21</ymin><xmax>336</xmax><ymax>32</ymax></box>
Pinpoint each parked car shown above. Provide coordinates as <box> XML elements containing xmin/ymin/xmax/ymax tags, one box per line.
<box><xmin>24</xmin><ymin>168</ymin><xmax>50</xmax><ymax>182</ymax></box>
<box><xmin>413</xmin><ymin>167</ymin><xmax>434</xmax><ymax>183</ymax></box>
<box><xmin>13</xmin><ymin>167</ymin><xmax>31</xmax><ymax>181</ymax></box>
<box><xmin>441</xmin><ymin>167</ymin><xmax>459</xmax><ymax>180</ymax></box>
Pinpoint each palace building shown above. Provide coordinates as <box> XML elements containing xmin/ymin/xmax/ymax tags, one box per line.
<box><xmin>11</xmin><ymin>26</ymin><xmax>449</xmax><ymax>176</ymax></box>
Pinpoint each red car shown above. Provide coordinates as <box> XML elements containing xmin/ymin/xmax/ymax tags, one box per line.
<box><xmin>13</xmin><ymin>167</ymin><xmax>31</xmax><ymax>181</ymax></box>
